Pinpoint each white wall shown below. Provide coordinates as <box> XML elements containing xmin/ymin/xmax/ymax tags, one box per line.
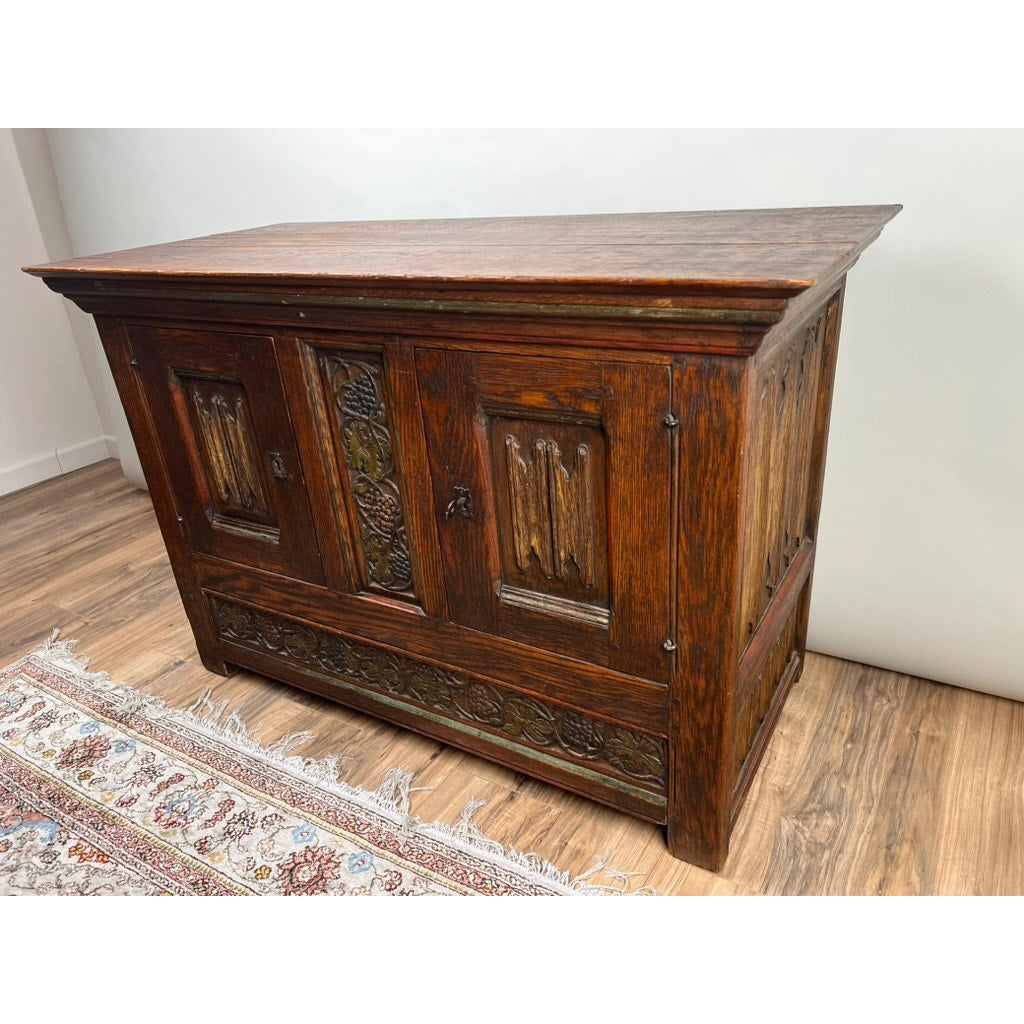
<box><xmin>45</xmin><ymin>123</ymin><xmax>1024</xmax><ymax>701</ymax></box>
<box><xmin>0</xmin><ymin>128</ymin><xmax>109</xmax><ymax>495</ymax></box>
<box><xmin>11</xmin><ymin>129</ymin><xmax>116</xmax><ymax>441</ymax></box>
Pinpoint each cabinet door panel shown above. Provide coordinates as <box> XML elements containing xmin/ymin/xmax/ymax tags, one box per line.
<box><xmin>127</xmin><ymin>325</ymin><xmax>325</xmax><ymax>585</ymax></box>
<box><xmin>317</xmin><ymin>349</ymin><xmax>418</xmax><ymax>599</ymax></box>
<box><xmin>492</xmin><ymin>414</ymin><xmax>609</xmax><ymax>617</ymax></box>
<box><xmin>282</xmin><ymin>333</ymin><xmax>446</xmax><ymax>620</ymax></box>
<box><xmin>417</xmin><ymin>348</ymin><xmax>672</xmax><ymax>682</ymax></box>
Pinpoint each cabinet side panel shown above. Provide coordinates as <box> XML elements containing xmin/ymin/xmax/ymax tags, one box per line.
<box><xmin>732</xmin><ymin>599</ymin><xmax>802</xmax><ymax>791</ymax></box>
<box><xmin>731</xmin><ymin>284</ymin><xmax>846</xmax><ymax>798</ymax></box>
<box><xmin>738</xmin><ymin>300</ymin><xmax>830</xmax><ymax>650</ymax></box>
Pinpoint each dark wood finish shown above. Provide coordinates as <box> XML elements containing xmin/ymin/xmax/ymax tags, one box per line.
<box><xmin>24</xmin><ymin>207</ymin><xmax>898</xmax><ymax>300</ymax></box>
<box><xmin>91</xmin><ymin>317</ymin><xmax>229</xmax><ymax>675</ymax></box>
<box><xmin>729</xmin><ymin>286</ymin><xmax>848</xmax><ymax>816</ymax></box>
<box><xmin>52</xmin><ymin>292</ymin><xmax>772</xmax><ymax>355</ymax></box>
<box><xmin>192</xmin><ymin>554</ymin><xmax>669</xmax><ymax>737</ymax></box>
<box><xmin>124</xmin><ymin>324</ymin><xmax>325</xmax><ymax>585</ymax></box>
<box><xmin>668</xmin><ymin>354</ymin><xmax>749</xmax><ymax>866</ymax></box>
<box><xmin>416</xmin><ymin>349</ymin><xmax>672</xmax><ymax>678</ymax></box>
<box><xmin>25</xmin><ymin>206</ymin><xmax>899</xmax><ymax>870</ymax></box>
<box><xmin>10</xmin><ymin>462</ymin><xmax>1024</xmax><ymax>897</ymax></box>
<box><xmin>210</xmin><ymin>597</ymin><xmax>667</xmax><ymax>798</ymax></box>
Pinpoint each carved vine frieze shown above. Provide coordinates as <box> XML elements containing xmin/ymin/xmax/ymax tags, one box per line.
<box><xmin>212</xmin><ymin>599</ymin><xmax>666</xmax><ymax>788</ymax></box>
<box><xmin>188</xmin><ymin>386</ymin><xmax>271</xmax><ymax>517</ymax></box>
<box><xmin>505</xmin><ymin>434</ymin><xmax>597</xmax><ymax>587</ymax></box>
<box><xmin>322</xmin><ymin>355</ymin><xmax>415</xmax><ymax>596</ymax></box>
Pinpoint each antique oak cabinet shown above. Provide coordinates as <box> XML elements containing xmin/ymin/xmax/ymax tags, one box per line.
<box><xmin>26</xmin><ymin>207</ymin><xmax>900</xmax><ymax>870</ymax></box>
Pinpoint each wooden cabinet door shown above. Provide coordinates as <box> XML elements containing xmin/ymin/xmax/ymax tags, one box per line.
<box><xmin>127</xmin><ymin>325</ymin><xmax>325</xmax><ymax>585</ymax></box>
<box><xmin>281</xmin><ymin>333</ymin><xmax>446</xmax><ymax>618</ymax></box>
<box><xmin>417</xmin><ymin>349</ymin><xmax>673</xmax><ymax>682</ymax></box>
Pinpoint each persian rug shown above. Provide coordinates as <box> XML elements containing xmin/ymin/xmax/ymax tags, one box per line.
<box><xmin>0</xmin><ymin>634</ymin><xmax>644</xmax><ymax>895</ymax></box>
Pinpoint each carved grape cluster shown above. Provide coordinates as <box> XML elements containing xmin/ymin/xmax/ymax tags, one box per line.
<box><xmin>388</xmin><ymin>546</ymin><xmax>412</xmax><ymax>584</ymax></box>
<box><xmin>341</xmin><ymin>374</ymin><xmax>379</xmax><ymax>419</ymax></box>
<box><xmin>326</xmin><ymin>355</ymin><xmax>415</xmax><ymax>598</ymax></box>
<box><xmin>359</xmin><ymin>483</ymin><xmax>401</xmax><ymax>536</ymax></box>
<box><xmin>556</xmin><ymin>711</ymin><xmax>604</xmax><ymax>756</ymax></box>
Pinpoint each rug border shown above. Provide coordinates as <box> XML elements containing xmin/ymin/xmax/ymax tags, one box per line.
<box><xmin>3</xmin><ymin>633</ymin><xmax>651</xmax><ymax>896</ymax></box>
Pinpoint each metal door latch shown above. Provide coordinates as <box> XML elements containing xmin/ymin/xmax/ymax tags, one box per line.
<box><xmin>268</xmin><ymin>452</ymin><xmax>289</xmax><ymax>482</ymax></box>
<box><xmin>445</xmin><ymin>486</ymin><xmax>473</xmax><ymax>520</ymax></box>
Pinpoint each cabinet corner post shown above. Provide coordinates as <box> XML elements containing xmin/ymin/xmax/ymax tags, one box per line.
<box><xmin>666</xmin><ymin>353</ymin><xmax>750</xmax><ymax>872</ymax></box>
<box><xmin>92</xmin><ymin>315</ymin><xmax>228</xmax><ymax>678</ymax></box>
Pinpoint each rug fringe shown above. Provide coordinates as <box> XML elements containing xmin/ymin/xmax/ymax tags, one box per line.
<box><xmin>28</xmin><ymin>631</ymin><xmax>653</xmax><ymax>895</ymax></box>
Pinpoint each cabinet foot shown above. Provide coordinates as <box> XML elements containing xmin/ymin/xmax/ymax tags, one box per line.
<box><xmin>199</xmin><ymin>651</ymin><xmax>235</xmax><ymax>676</ymax></box>
<box><xmin>666</xmin><ymin>821</ymin><xmax>729</xmax><ymax>873</ymax></box>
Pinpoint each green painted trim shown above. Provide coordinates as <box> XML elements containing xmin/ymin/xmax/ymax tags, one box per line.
<box><xmin>61</xmin><ymin>281</ymin><xmax>786</xmax><ymax>326</ymax></box>
<box><xmin>219</xmin><ymin>639</ymin><xmax>667</xmax><ymax>811</ymax></box>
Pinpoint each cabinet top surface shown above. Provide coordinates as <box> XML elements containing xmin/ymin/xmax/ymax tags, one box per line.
<box><xmin>25</xmin><ymin>206</ymin><xmax>900</xmax><ymax>299</ymax></box>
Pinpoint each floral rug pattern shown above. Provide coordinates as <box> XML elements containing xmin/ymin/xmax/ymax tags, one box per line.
<box><xmin>0</xmin><ymin>638</ymin><xmax>627</xmax><ymax>895</ymax></box>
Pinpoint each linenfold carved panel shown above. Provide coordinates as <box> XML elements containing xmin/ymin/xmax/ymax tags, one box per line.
<box><xmin>505</xmin><ymin>435</ymin><xmax>597</xmax><ymax>586</ymax></box>
<box><xmin>182</xmin><ymin>377</ymin><xmax>275</xmax><ymax>528</ymax></box>
<box><xmin>212</xmin><ymin>598</ymin><xmax>667</xmax><ymax>790</ymax></box>
<box><xmin>320</xmin><ymin>353</ymin><xmax>416</xmax><ymax>598</ymax></box>
<box><xmin>491</xmin><ymin>417</ymin><xmax>608</xmax><ymax>616</ymax></box>
<box><xmin>739</xmin><ymin>309</ymin><xmax>827</xmax><ymax>646</ymax></box>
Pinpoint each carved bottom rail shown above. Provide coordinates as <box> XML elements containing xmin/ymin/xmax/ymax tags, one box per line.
<box><xmin>210</xmin><ymin>597</ymin><xmax>668</xmax><ymax>794</ymax></box>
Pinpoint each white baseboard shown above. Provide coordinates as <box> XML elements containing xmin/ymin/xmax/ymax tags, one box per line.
<box><xmin>0</xmin><ymin>435</ymin><xmax>118</xmax><ymax>497</ymax></box>
<box><xmin>0</xmin><ymin>450</ymin><xmax>62</xmax><ymax>496</ymax></box>
<box><xmin>55</xmin><ymin>435</ymin><xmax>117</xmax><ymax>474</ymax></box>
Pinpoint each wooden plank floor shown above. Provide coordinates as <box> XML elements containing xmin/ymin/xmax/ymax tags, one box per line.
<box><xmin>2</xmin><ymin>460</ymin><xmax>1021</xmax><ymax>895</ymax></box>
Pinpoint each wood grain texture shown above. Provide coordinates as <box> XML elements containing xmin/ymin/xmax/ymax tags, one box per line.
<box><xmin>416</xmin><ymin>347</ymin><xmax>672</xmax><ymax>679</ymax></box>
<box><xmin>23</xmin><ymin>208</ymin><xmax>900</xmax><ymax>869</ymax></box>
<box><xmin>192</xmin><ymin>552</ymin><xmax>669</xmax><ymax>736</ymax></box>
<box><xmin>738</xmin><ymin>307</ymin><xmax>827</xmax><ymax>649</ymax></box>
<box><xmin>123</xmin><ymin>323</ymin><xmax>326</xmax><ymax>586</ymax></box>
<box><xmin>725</xmin><ymin>284</ymin><xmax>849</xmax><ymax>844</ymax></box>
<box><xmin>503</xmin><ymin>432</ymin><xmax>599</xmax><ymax>590</ymax></box>
<box><xmin>186</xmin><ymin>380</ymin><xmax>272</xmax><ymax>520</ymax></box>
<box><xmin>668</xmin><ymin>355</ymin><xmax>748</xmax><ymax>868</ymax></box>
<box><xmin>210</xmin><ymin>596</ymin><xmax>667</xmax><ymax>798</ymax></box>
<box><xmin>3</xmin><ymin>461</ymin><xmax>1021</xmax><ymax>896</ymax></box>
<box><xmin>92</xmin><ymin>319</ymin><xmax>229</xmax><ymax>674</ymax></box>
<box><xmin>47</xmin><ymin>291</ymin><xmax>776</xmax><ymax>354</ymax></box>
<box><xmin>316</xmin><ymin>349</ymin><xmax>417</xmax><ymax>598</ymax></box>
<box><xmin>25</xmin><ymin>207</ymin><xmax>902</xmax><ymax>325</ymax></box>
